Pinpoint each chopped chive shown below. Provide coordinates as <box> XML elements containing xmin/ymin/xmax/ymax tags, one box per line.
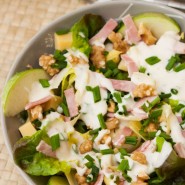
<box><xmin>100</xmin><ymin>149</ymin><xmax>114</xmax><ymax>155</ymax></box>
<box><xmin>122</xmin><ymin>105</ymin><xmax>128</xmax><ymax>115</ymax></box>
<box><xmin>142</xmin><ymin>96</ymin><xmax>160</xmax><ymax>112</ymax></box>
<box><xmin>106</xmin><ymin>60</ymin><xmax>117</xmax><ymax>70</ymax></box>
<box><xmin>156</xmin><ymin>136</ymin><xmax>165</xmax><ymax>152</ymax></box>
<box><xmin>125</xmin><ymin>136</ymin><xmax>137</xmax><ymax>145</ymax></box>
<box><xmin>60</xmin><ymin>102</ymin><xmax>69</xmax><ymax>117</ymax></box>
<box><xmin>39</xmin><ymin>79</ymin><xmax>50</xmax><ymax>88</ymax></box>
<box><xmin>139</xmin><ymin>66</ymin><xmax>146</xmax><ymax>73</ymax></box>
<box><xmin>173</xmin><ymin>103</ymin><xmax>185</xmax><ymax>113</ymax></box>
<box><xmin>182</xmin><ymin>109</ymin><xmax>185</xmax><ymax>120</ymax></box>
<box><xmin>86</xmin><ymin>86</ymin><xmax>101</xmax><ymax>103</ymax></box>
<box><xmin>145</xmin><ymin>56</ymin><xmax>161</xmax><ymax>65</ymax></box>
<box><xmin>103</xmin><ymin>51</ymin><xmax>109</xmax><ymax>56</ymax></box>
<box><xmin>91</xmin><ymin>165</ymin><xmax>99</xmax><ymax>182</ymax></box>
<box><xmin>50</xmin><ymin>134</ymin><xmax>60</xmax><ymax>151</ymax></box>
<box><xmin>89</xmin><ymin>128</ymin><xmax>100</xmax><ymax>135</ymax></box>
<box><xmin>159</xmin><ymin>92</ymin><xmax>171</xmax><ymax>100</ymax></box>
<box><xmin>93</xmin><ymin>86</ymin><xmax>101</xmax><ymax>103</ymax></box>
<box><xmin>118</xmin><ymin>159</ymin><xmax>130</xmax><ymax>172</ymax></box>
<box><xmin>86</xmin><ymin>86</ymin><xmax>92</xmax><ymax>91</ymax></box>
<box><xmin>97</xmin><ymin>113</ymin><xmax>106</xmax><ymax>129</ymax></box>
<box><xmin>119</xmin><ymin>148</ymin><xmax>128</xmax><ymax>157</ymax></box>
<box><xmin>85</xmin><ymin>154</ymin><xmax>94</xmax><ymax>162</ymax></box>
<box><xmin>113</xmin><ymin>92</ymin><xmax>122</xmax><ymax>103</ymax></box>
<box><xmin>85</xmin><ymin>161</ymin><xmax>93</xmax><ymax>168</ymax></box>
<box><xmin>104</xmin><ymin>69</ymin><xmax>113</xmax><ymax>78</ymax></box>
<box><xmin>166</xmin><ymin>55</ymin><xmax>178</xmax><ymax>71</ymax></box>
<box><xmin>116</xmin><ymin>72</ymin><xmax>128</xmax><ymax>80</ymax></box>
<box><xmin>174</xmin><ymin>63</ymin><xmax>185</xmax><ymax>72</ymax></box>
<box><xmin>112</xmin><ymin>68</ymin><xmax>120</xmax><ymax>76</ymax></box>
<box><xmin>149</xmin><ymin>109</ymin><xmax>162</xmax><ymax>120</ymax></box>
<box><xmin>171</xmin><ymin>88</ymin><xmax>178</xmax><ymax>95</ymax></box>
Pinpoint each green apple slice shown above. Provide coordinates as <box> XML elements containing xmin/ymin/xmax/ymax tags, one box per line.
<box><xmin>118</xmin><ymin>12</ymin><xmax>180</xmax><ymax>38</ymax></box>
<box><xmin>2</xmin><ymin>69</ymin><xmax>49</xmax><ymax>117</ymax></box>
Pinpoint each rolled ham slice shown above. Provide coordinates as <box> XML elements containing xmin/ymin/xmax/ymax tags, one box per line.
<box><xmin>174</xmin><ymin>142</ymin><xmax>185</xmax><ymax>158</ymax></box>
<box><xmin>36</xmin><ymin>140</ymin><xmax>56</xmax><ymax>158</ymax></box>
<box><xmin>122</xmin><ymin>14</ymin><xmax>141</xmax><ymax>44</ymax></box>
<box><xmin>110</xmin><ymin>79</ymin><xmax>136</xmax><ymax>92</ymax></box>
<box><xmin>64</xmin><ymin>87</ymin><xmax>78</xmax><ymax>117</ymax></box>
<box><xmin>121</xmin><ymin>54</ymin><xmax>138</xmax><ymax>77</ymax></box>
<box><xmin>89</xmin><ymin>19</ymin><xmax>118</xmax><ymax>45</ymax></box>
<box><xmin>25</xmin><ymin>95</ymin><xmax>52</xmax><ymax>110</ymax></box>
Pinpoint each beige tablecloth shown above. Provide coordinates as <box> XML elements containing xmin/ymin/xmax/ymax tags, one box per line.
<box><xmin>0</xmin><ymin>0</ymin><xmax>88</xmax><ymax>184</ymax></box>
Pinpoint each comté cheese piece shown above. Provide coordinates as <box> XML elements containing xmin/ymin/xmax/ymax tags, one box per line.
<box><xmin>19</xmin><ymin>122</ymin><xmax>37</xmax><ymax>137</ymax></box>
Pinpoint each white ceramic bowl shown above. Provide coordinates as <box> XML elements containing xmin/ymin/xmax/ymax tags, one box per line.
<box><xmin>1</xmin><ymin>1</ymin><xmax>185</xmax><ymax>184</ymax></box>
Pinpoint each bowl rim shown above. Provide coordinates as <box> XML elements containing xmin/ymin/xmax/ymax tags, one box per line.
<box><xmin>1</xmin><ymin>0</ymin><xmax>185</xmax><ymax>184</ymax></box>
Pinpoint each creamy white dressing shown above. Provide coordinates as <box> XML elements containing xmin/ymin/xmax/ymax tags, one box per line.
<box><xmin>28</xmin><ymin>81</ymin><xmax>51</xmax><ymax>102</ymax></box>
<box><xmin>91</xmin><ymin>38</ymin><xmax>105</xmax><ymax>48</ymax></box>
<box><xmin>131</xmin><ymin>72</ymin><xmax>155</xmax><ymax>87</ymax></box>
<box><xmin>169</xmin><ymin>113</ymin><xmax>185</xmax><ymax>143</ymax></box>
<box><xmin>40</xmin><ymin>112</ymin><xmax>61</xmax><ymax>129</ymax></box>
<box><xmin>74</xmin><ymin>65</ymin><xmax>109</xmax><ymax>129</ymax></box>
<box><xmin>127</xmin><ymin>31</ymin><xmax>185</xmax><ymax>101</ymax></box>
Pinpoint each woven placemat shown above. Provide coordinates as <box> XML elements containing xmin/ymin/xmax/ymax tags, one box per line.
<box><xmin>0</xmin><ymin>0</ymin><xmax>89</xmax><ymax>184</ymax></box>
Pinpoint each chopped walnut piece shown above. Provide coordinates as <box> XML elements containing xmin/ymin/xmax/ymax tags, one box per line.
<box><xmin>133</xmin><ymin>84</ymin><xmax>156</xmax><ymax>98</ymax></box>
<box><xmin>138</xmin><ymin>23</ymin><xmax>157</xmax><ymax>45</ymax></box>
<box><xmin>39</xmin><ymin>54</ymin><xmax>59</xmax><ymax>76</ymax></box>
<box><xmin>69</xmin><ymin>55</ymin><xmax>87</xmax><ymax>66</ymax></box>
<box><xmin>145</xmin><ymin>123</ymin><xmax>157</xmax><ymax>132</ymax></box>
<box><xmin>131</xmin><ymin>151</ymin><xmax>147</xmax><ymax>165</ymax></box>
<box><xmin>100</xmin><ymin>134</ymin><xmax>112</xmax><ymax>146</ymax></box>
<box><xmin>108</xmin><ymin>100</ymin><xmax>116</xmax><ymax>113</ymax></box>
<box><xmin>79</xmin><ymin>140</ymin><xmax>93</xmax><ymax>154</ymax></box>
<box><xmin>30</xmin><ymin>105</ymin><xmax>43</xmax><ymax>121</ymax></box>
<box><xmin>105</xmin><ymin>117</ymin><xmax>119</xmax><ymax>130</ymax></box>
<box><xmin>90</xmin><ymin>45</ymin><xmax>106</xmax><ymax>68</ymax></box>
<box><xmin>75</xmin><ymin>173</ymin><xmax>88</xmax><ymax>185</ymax></box>
<box><xmin>108</xmin><ymin>31</ymin><xmax>129</xmax><ymax>53</ymax></box>
<box><xmin>138</xmin><ymin>171</ymin><xmax>150</xmax><ymax>180</ymax></box>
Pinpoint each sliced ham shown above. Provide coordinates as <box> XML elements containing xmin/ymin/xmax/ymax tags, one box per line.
<box><xmin>136</xmin><ymin>140</ymin><xmax>151</xmax><ymax>152</ymax></box>
<box><xmin>89</xmin><ymin>19</ymin><xmax>118</xmax><ymax>45</ymax></box>
<box><xmin>131</xmin><ymin>107</ymin><xmax>148</xmax><ymax>120</ymax></box>
<box><xmin>25</xmin><ymin>95</ymin><xmax>52</xmax><ymax>110</ymax></box>
<box><xmin>123</xmin><ymin>126</ymin><xmax>133</xmax><ymax>136</ymax></box>
<box><xmin>110</xmin><ymin>79</ymin><xmax>136</xmax><ymax>92</ymax></box>
<box><xmin>107</xmin><ymin>112</ymin><xmax>115</xmax><ymax>118</ymax></box>
<box><xmin>182</xmin><ymin>130</ymin><xmax>185</xmax><ymax>137</ymax></box>
<box><xmin>36</xmin><ymin>140</ymin><xmax>56</xmax><ymax>158</ymax></box>
<box><xmin>64</xmin><ymin>87</ymin><xmax>78</xmax><ymax>117</ymax></box>
<box><xmin>94</xmin><ymin>173</ymin><xmax>104</xmax><ymax>185</ymax></box>
<box><xmin>174</xmin><ymin>42</ymin><xmax>185</xmax><ymax>54</ymax></box>
<box><xmin>174</xmin><ymin>142</ymin><xmax>185</xmax><ymax>158</ymax></box>
<box><xmin>121</xmin><ymin>54</ymin><xmax>138</xmax><ymax>77</ymax></box>
<box><xmin>112</xmin><ymin>126</ymin><xmax>132</xmax><ymax>147</ymax></box>
<box><xmin>122</xmin><ymin>14</ymin><xmax>141</xmax><ymax>44</ymax></box>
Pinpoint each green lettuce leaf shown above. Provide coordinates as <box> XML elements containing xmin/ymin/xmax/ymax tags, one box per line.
<box><xmin>13</xmin><ymin>129</ymin><xmax>71</xmax><ymax>176</ymax></box>
<box><xmin>149</xmin><ymin>150</ymin><xmax>185</xmax><ymax>184</ymax></box>
<box><xmin>61</xmin><ymin>68</ymin><xmax>76</xmax><ymax>97</ymax></box>
<box><xmin>25</xmin><ymin>153</ymin><xmax>71</xmax><ymax>176</ymax></box>
<box><xmin>71</xmin><ymin>14</ymin><xmax>105</xmax><ymax>56</ymax></box>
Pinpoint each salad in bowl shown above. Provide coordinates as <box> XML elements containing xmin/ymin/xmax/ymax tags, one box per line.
<box><xmin>1</xmin><ymin>2</ymin><xmax>185</xmax><ymax>185</ymax></box>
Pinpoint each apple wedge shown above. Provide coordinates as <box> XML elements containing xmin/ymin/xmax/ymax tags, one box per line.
<box><xmin>2</xmin><ymin>69</ymin><xmax>49</xmax><ymax>117</ymax></box>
